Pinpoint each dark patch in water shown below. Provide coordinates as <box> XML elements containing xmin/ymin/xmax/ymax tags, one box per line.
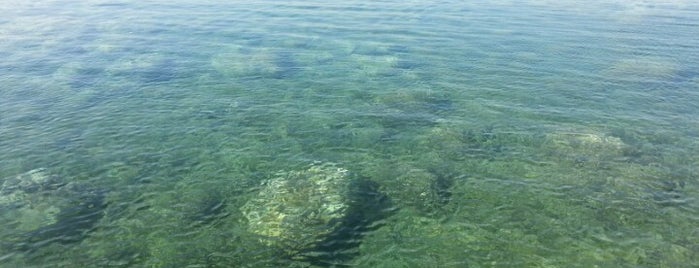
<box><xmin>422</xmin><ymin>95</ymin><xmax>453</xmax><ymax>114</ymax></box>
<box><xmin>147</xmin><ymin>28</ymin><xmax>170</xmax><ymax>35</ymax></box>
<box><xmin>673</xmin><ymin>67</ymin><xmax>699</xmax><ymax>83</ymax></box>
<box><xmin>429</xmin><ymin>167</ymin><xmax>455</xmax><ymax>209</ymax></box>
<box><xmin>68</xmin><ymin>67</ymin><xmax>103</xmax><ymax>89</ymax></box>
<box><xmin>388</xmin><ymin>45</ymin><xmax>409</xmax><ymax>53</ymax></box>
<box><xmin>107</xmin><ymin>58</ymin><xmax>180</xmax><ymax>84</ymax></box>
<box><xmin>294</xmin><ymin>179</ymin><xmax>394</xmax><ymax>267</ymax></box>
<box><xmin>238</xmin><ymin>32</ymin><xmax>265</xmax><ymax>46</ymax></box>
<box><xmin>18</xmin><ymin>59</ymin><xmax>57</xmax><ymax>76</ymax></box>
<box><xmin>18</xmin><ymin>187</ymin><xmax>108</xmax><ymax>252</ymax></box>
<box><xmin>393</xmin><ymin>58</ymin><xmax>421</xmax><ymax>70</ymax></box>
<box><xmin>140</xmin><ymin>59</ymin><xmax>179</xmax><ymax>83</ymax></box>
<box><xmin>378</xmin><ymin>93</ymin><xmax>454</xmax><ymax>124</ymax></box>
<box><xmin>52</xmin><ymin>128</ymin><xmax>85</xmax><ymax>152</ymax></box>
<box><xmin>272</xmin><ymin>51</ymin><xmax>301</xmax><ymax>79</ymax></box>
<box><xmin>650</xmin><ymin>180</ymin><xmax>686</xmax><ymax>207</ymax></box>
<box><xmin>368</xmin><ymin>107</ymin><xmax>441</xmax><ymax>131</ymax></box>
<box><xmin>185</xmin><ymin>196</ymin><xmax>229</xmax><ymax>228</ymax></box>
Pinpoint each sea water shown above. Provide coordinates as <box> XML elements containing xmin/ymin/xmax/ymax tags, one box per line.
<box><xmin>1</xmin><ymin>0</ymin><xmax>698</xmax><ymax>267</ymax></box>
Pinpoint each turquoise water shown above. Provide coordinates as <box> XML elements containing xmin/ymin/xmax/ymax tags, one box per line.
<box><xmin>1</xmin><ymin>0</ymin><xmax>698</xmax><ymax>266</ymax></box>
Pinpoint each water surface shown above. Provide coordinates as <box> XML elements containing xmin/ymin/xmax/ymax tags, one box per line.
<box><xmin>1</xmin><ymin>0</ymin><xmax>698</xmax><ymax>267</ymax></box>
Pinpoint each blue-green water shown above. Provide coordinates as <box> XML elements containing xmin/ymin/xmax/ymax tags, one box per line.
<box><xmin>1</xmin><ymin>0</ymin><xmax>698</xmax><ymax>267</ymax></box>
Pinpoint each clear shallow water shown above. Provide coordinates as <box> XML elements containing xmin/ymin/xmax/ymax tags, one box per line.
<box><xmin>1</xmin><ymin>0</ymin><xmax>698</xmax><ymax>266</ymax></box>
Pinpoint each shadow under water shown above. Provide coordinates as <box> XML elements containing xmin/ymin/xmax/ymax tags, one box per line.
<box><xmin>293</xmin><ymin>178</ymin><xmax>394</xmax><ymax>267</ymax></box>
<box><xmin>15</xmin><ymin>187</ymin><xmax>108</xmax><ymax>254</ymax></box>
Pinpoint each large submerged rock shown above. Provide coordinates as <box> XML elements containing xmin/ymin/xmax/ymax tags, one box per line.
<box><xmin>241</xmin><ymin>162</ymin><xmax>353</xmax><ymax>256</ymax></box>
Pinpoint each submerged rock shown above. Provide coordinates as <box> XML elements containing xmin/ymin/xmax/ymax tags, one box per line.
<box><xmin>544</xmin><ymin>131</ymin><xmax>628</xmax><ymax>167</ymax></box>
<box><xmin>241</xmin><ymin>162</ymin><xmax>352</xmax><ymax>256</ymax></box>
<box><xmin>379</xmin><ymin>168</ymin><xmax>451</xmax><ymax>216</ymax></box>
<box><xmin>0</xmin><ymin>169</ymin><xmax>107</xmax><ymax>252</ymax></box>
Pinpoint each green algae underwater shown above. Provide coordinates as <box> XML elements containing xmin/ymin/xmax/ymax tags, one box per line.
<box><xmin>1</xmin><ymin>0</ymin><xmax>699</xmax><ymax>267</ymax></box>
